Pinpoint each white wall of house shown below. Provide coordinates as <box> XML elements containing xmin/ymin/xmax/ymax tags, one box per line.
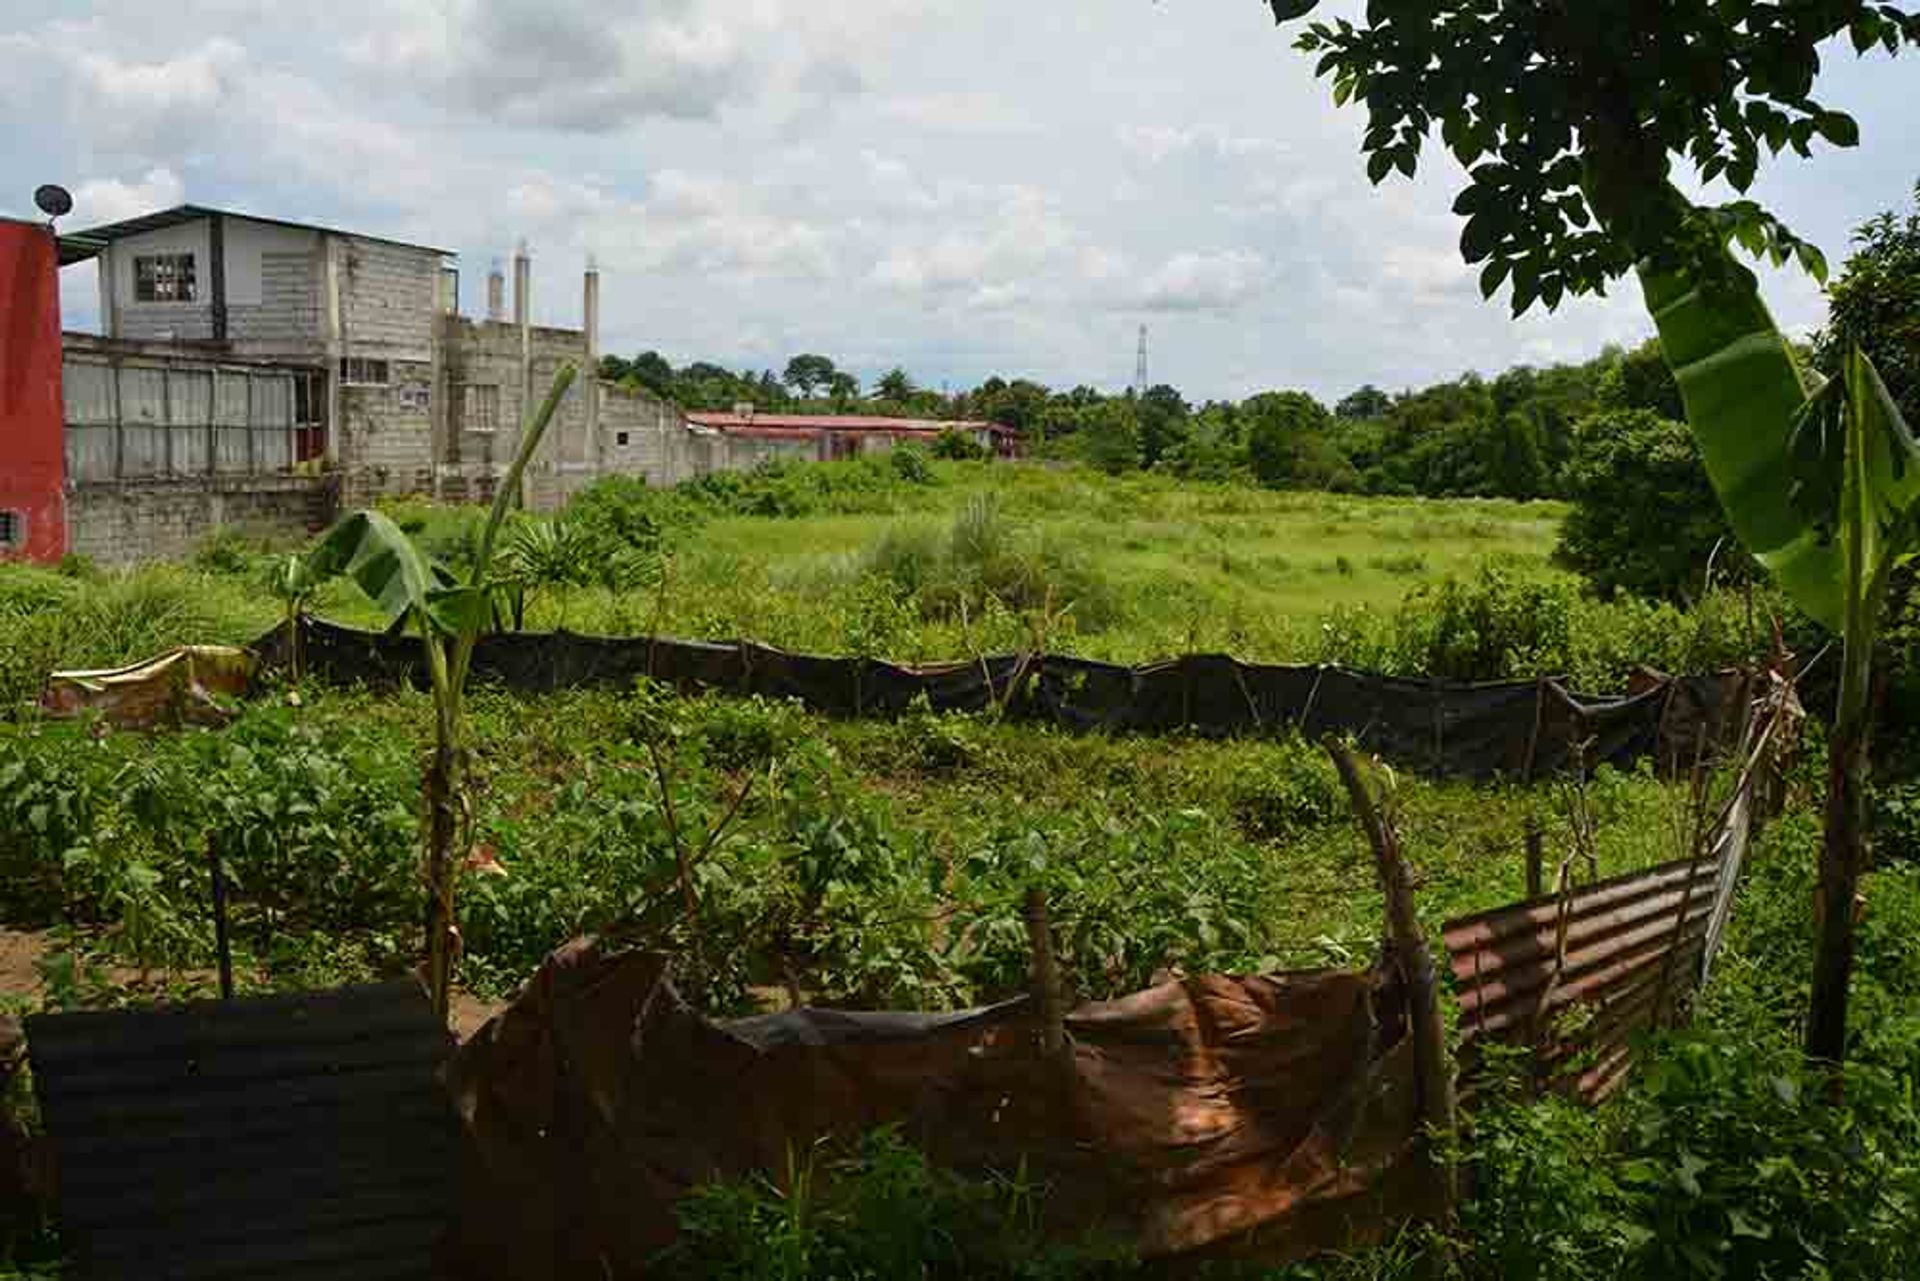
<box><xmin>104</xmin><ymin>221</ymin><xmax>214</xmax><ymax>342</ymax></box>
<box><xmin>224</xmin><ymin>220</ymin><xmax>319</xmax><ymax>306</ymax></box>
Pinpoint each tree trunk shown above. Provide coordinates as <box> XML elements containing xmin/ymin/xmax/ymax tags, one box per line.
<box><xmin>424</xmin><ymin>735</ymin><xmax>458</xmax><ymax>1021</ymax></box>
<box><xmin>1805</xmin><ymin>707</ymin><xmax>1868</xmax><ymax>1067</ymax></box>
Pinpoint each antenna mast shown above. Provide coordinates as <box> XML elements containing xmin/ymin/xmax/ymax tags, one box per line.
<box><xmin>1134</xmin><ymin>324</ymin><xmax>1149</xmax><ymax>396</ymax></box>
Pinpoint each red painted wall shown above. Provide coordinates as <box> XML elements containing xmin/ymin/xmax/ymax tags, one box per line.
<box><xmin>0</xmin><ymin>220</ymin><xmax>65</xmax><ymax>563</ymax></box>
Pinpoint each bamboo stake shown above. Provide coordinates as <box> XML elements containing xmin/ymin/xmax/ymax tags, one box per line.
<box><xmin>1024</xmin><ymin>886</ymin><xmax>1066</xmax><ymax>1060</ymax></box>
<box><xmin>1324</xmin><ymin>735</ymin><xmax>1457</xmax><ymax>1217</ymax></box>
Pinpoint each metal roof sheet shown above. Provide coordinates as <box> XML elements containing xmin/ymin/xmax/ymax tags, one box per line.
<box><xmin>26</xmin><ymin>981</ymin><xmax>457</xmax><ymax>1279</ymax></box>
<box><xmin>59</xmin><ymin>204</ymin><xmax>453</xmax><ymax>261</ymax></box>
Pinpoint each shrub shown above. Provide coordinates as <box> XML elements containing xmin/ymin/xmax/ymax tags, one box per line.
<box><xmin>930</xmin><ymin>429</ymin><xmax>985</xmax><ymax>461</ymax></box>
<box><xmin>891</xmin><ymin>444</ymin><xmax>935</xmax><ymax>482</ymax></box>
<box><xmin>1556</xmin><ymin>410</ymin><xmax>1748</xmax><ymax>601</ymax></box>
<box><xmin>661</xmin><ymin>1128</ymin><xmax>1130</xmax><ymax>1279</ymax></box>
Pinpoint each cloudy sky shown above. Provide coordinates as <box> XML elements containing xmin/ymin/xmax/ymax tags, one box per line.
<box><xmin>4</xmin><ymin>1</ymin><xmax>1915</xmax><ymax>402</ymax></box>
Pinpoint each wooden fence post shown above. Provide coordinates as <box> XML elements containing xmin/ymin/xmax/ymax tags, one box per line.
<box><xmin>1324</xmin><ymin>735</ymin><xmax>1458</xmax><ymax>1218</ymax></box>
<box><xmin>1024</xmin><ymin>886</ymin><xmax>1066</xmax><ymax>1060</ymax></box>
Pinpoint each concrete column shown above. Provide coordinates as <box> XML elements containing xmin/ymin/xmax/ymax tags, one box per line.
<box><xmin>583</xmin><ymin>256</ymin><xmax>600</xmax><ymax>469</ymax></box>
<box><xmin>322</xmin><ymin>235</ymin><xmax>343</xmax><ymax>468</ymax></box>
<box><xmin>486</xmin><ymin>262</ymin><xmax>505</xmax><ymax>323</ymax></box>
<box><xmin>513</xmin><ymin>240</ymin><xmax>532</xmax><ymax>505</ymax></box>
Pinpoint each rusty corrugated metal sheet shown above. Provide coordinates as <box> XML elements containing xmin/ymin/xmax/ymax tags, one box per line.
<box><xmin>1442</xmin><ymin>854</ymin><xmax>1721</xmax><ymax>1103</ymax></box>
<box><xmin>26</xmin><ymin>982</ymin><xmax>456</xmax><ymax>1280</ymax></box>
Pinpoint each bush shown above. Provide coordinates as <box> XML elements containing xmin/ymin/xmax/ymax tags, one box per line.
<box><xmin>930</xmin><ymin>429</ymin><xmax>985</xmax><ymax>461</ymax></box>
<box><xmin>1556</xmin><ymin>410</ymin><xmax>1748</xmax><ymax>601</ymax></box>
<box><xmin>861</xmin><ymin>495</ymin><xmax>1118</xmax><ymax>633</ymax></box>
<box><xmin>891</xmin><ymin>444</ymin><xmax>935</xmax><ymax>482</ymax></box>
<box><xmin>661</xmin><ymin>1128</ymin><xmax>1130</xmax><ymax>1279</ymax></box>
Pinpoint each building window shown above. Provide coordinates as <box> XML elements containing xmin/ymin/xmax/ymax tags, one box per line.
<box><xmin>133</xmin><ymin>253</ymin><xmax>197</xmax><ymax>303</ymax></box>
<box><xmin>616</xmin><ymin>431</ymin><xmax>630</xmax><ymax>446</ymax></box>
<box><xmin>398</xmin><ymin>385</ymin><xmax>432</xmax><ymax>414</ymax></box>
<box><xmin>458</xmin><ymin>384</ymin><xmax>500</xmax><ymax>433</ymax></box>
<box><xmin>0</xmin><ymin>510</ymin><xmax>23</xmax><ymax>550</ymax></box>
<box><xmin>339</xmin><ymin>357</ymin><xmax>391</xmax><ymax>386</ymax></box>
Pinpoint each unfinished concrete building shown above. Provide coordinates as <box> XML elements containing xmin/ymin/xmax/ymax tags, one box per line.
<box><xmin>4</xmin><ymin>203</ymin><xmax>1011</xmax><ymax>567</ymax></box>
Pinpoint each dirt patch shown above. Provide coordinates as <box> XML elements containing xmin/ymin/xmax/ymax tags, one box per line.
<box><xmin>450</xmin><ymin>990</ymin><xmax>508</xmax><ymax>1041</ymax></box>
<box><xmin>0</xmin><ymin>931</ymin><xmax>49</xmax><ymax>1003</ymax></box>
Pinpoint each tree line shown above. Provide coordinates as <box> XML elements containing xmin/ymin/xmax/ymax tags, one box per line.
<box><xmin>598</xmin><ymin>181</ymin><xmax>1915</xmax><ymax>604</ymax></box>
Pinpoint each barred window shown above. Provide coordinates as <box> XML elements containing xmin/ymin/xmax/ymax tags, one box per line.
<box><xmin>339</xmin><ymin>357</ymin><xmax>391</xmax><ymax>386</ymax></box>
<box><xmin>0</xmin><ymin>510</ymin><xmax>23</xmax><ymax>549</ymax></box>
<box><xmin>133</xmin><ymin>253</ymin><xmax>196</xmax><ymax>303</ymax></box>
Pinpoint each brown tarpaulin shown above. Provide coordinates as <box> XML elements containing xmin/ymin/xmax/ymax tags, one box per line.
<box><xmin>39</xmin><ymin>645</ymin><xmax>255</xmax><ymax>729</ymax></box>
<box><xmin>443</xmin><ymin>940</ymin><xmax>1433</xmax><ymax>1277</ymax></box>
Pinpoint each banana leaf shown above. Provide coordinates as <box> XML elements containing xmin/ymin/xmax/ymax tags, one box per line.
<box><xmin>302</xmin><ymin>510</ymin><xmax>476</xmax><ymax>636</ymax></box>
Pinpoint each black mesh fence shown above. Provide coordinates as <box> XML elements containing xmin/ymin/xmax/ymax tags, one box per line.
<box><xmin>258</xmin><ymin>617</ymin><xmax>1752</xmax><ymax>780</ymax></box>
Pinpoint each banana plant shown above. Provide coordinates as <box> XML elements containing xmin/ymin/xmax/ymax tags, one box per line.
<box><xmin>1638</xmin><ymin>225</ymin><xmax>1920</xmax><ymax>1065</ymax></box>
<box><xmin>300</xmin><ymin>362</ymin><xmax>577</xmax><ymax>1017</ymax></box>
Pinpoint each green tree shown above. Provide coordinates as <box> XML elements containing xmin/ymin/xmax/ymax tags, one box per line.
<box><xmin>1138</xmin><ymin>383</ymin><xmax>1191</xmax><ymax>468</ymax></box>
<box><xmin>1077</xmin><ymin>400</ymin><xmax>1142</xmax><ymax>475</ymax></box>
<box><xmin>1270</xmin><ymin>0</ymin><xmax>1920</xmax><ymax>1070</ymax></box>
<box><xmin>876</xmin><ymin>367</ymin><xmax>916</xmax><ymax>402</ymax></box>
<box><xmin>1596</xmin><ymin>341</ymin><xmax>1684</xmax><ymax>422</ymax></box>
<box><xmin>784</xmin><ymin>353</ymin><xmax>839</xmax><ymax>399</ymax></box>
<box><xmin>1814</xmin><ymin>181</ymin><xmax>1920</xmax><ymax>420</ymax></box>
<box><xmin>1557</xmin><ymin>410</ymin><xmax>1745</xmax><ymax>600</ymax></box>
<box><xmin>1242</xmin><ymin>391</ymin><xmax>1356</xmax><ymax>490</ymax></box>
<box><xmin>1335</xmin><ymin>384</ymin><xmax>1392</xmax><ymax>420</ymax></box>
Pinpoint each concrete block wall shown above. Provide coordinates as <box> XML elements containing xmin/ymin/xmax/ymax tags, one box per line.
<box><xmin>337</xmin><ymin>361</ymin><xmax>436</xmax><ymax>504</ymax></box>
<box><xmin>228</xmin><ymin>252</ymin><xmax>322</xmax><ymax>348</ymax></box>
<box><xmin>66</xmin><ymin>474</ymin><xmax>337</xmax><ymax>566</ymax></box>
<box><xmin>340</xmin><ymin>241</ymin><xmax>438</xmax><ymax>357</ymax></box>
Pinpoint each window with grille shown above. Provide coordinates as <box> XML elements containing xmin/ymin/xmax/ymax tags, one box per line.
<box><xmin>458</xmin><ymin>384</ymin><xmax>500</xmax><ymax>433</ymax></box>
<box><xmin>133</xmin><ymin>254</ymin><xmax>196</xmax><ymax>303</ymax></box>
<box><xmin>0</xmin><ymin>511</ymin><xmax>23</xmax><ymax>550</ymax></box>
<box><xmin>339</xmin><ymin>357</ymin><xmax>391</xmax><ymax>386</ymax></box>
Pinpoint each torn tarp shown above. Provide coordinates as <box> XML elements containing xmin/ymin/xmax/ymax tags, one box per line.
<box><xmin>442</xmin><ymin>940</ymin><xmax>1432</xmax><ymax>1278</ymax></box>
<box><xmin>40</xmin><ymin>645</ymin><xmax>255</xmax><ymax>729</ymax></box>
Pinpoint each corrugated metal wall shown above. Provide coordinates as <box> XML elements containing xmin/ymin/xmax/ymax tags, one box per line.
<box><xmin>26</xmin><ymin>982</ymin><xmax>456</xmax><ymax>1280</ymax></box>
<box><xmin>62</xmin><ymin>355</ymin><xmax>306</xmax><ymax>482</ymax></box>
<box><xmin>1443</xmin><ymin>853</ymin><xmax>1723</xmax><ymax>1103</ymax></box>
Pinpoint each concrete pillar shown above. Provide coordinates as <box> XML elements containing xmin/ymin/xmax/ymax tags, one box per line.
<box><xmin>583</xmin><ymin>255</ymin><xmax>600</xmax><ymax>469</ymax></box>
<box><xmin>486</xmin><ymin>262</ymin><xmax>505</xmax><ymax>323</ymax></box>
<box><xmin>322</xmin><ymin>234</ymin><xmax>343</xmax><ymax>468</ymax></box>
<box><xmin>514</xmin><ymin>240</ymin><xmax>532</xmax><ymax>505</ymax></box>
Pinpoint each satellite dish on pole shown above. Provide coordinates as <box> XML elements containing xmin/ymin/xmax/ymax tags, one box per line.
<box><xmin>34</xmin><ymin>184</ymin><xmax>74</xmax><ymax>221</ymax></box>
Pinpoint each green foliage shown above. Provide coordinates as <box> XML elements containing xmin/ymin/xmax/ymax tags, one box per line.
<box><xmin>662</xmin><ymin>1128</ymin><xmax>1130</xmax><ymax>1279</ymax></box>
<box><xmin>1556</xmin><ymin>410</ymin><xmax>1747</xmax><ymax>601</ymax></box>
<box><xmin>931</xmin><ymin>429</ymin><xmax>985</xmax><ymax>461</ymax></box>
<box><xmin>0</xmin><ymin>562</ymin><xmax>270</xmax><ymax>715</ymax></box>
<box><xmin>1243</xmin><ymin>391</ymin><xmax>1356</xmax><ymax>491</ymax></box>
<box><xmin>1273</xmin><ymin>0</ymin><xmax>1911</xmax><ymax>313</ymax></box>
<box><xmin>1074</xmin><ymin>401</ymin><xmax>1141</xmax><ymax>475</ymax></box>
<box><xmin>890</xmin><ymin>444</ymin><xmax>934</xmax><ymax>482</ymax></box>
<box><xmin>860</xmin><ymin>494</ymin><xmax>1118</xmax><ymax>633</ymax></box>
<box><xmin>1814</xmin><ymin>181</ymin><xmax>1920</xmax><ymax>421</ymax></box>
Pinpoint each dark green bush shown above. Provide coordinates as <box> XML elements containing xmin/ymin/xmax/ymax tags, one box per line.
<box><xmin>661</xmin><ymin>1128</ymin><xmax>1131</xmax><ymax>1279</ymax></box>
<box><xmin>1556</xmin><ymin>410</ymin><xmax>1748</xmax><ymax>602</ymax></box>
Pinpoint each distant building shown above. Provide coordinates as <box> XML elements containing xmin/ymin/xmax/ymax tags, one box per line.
<box><xmin>0</xmin><ymin>202</ymin><xmax>1014</xmax><ymax>566</ymax></box>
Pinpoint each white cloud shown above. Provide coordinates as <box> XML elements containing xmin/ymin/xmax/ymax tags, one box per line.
<box><xmin>1132</xmin><ymin>250</ymin><xmax>1269</xmax><ymax>313</ymax></box>
<box><xmin>4</xmin><ymin>0</ymin><xmax>1908</xmax><ymax>400</ymax></box>
<box><xmin>71</xmin><ymin>168</ymin><xmax>185</xmax><ymax>224</ymax></box>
